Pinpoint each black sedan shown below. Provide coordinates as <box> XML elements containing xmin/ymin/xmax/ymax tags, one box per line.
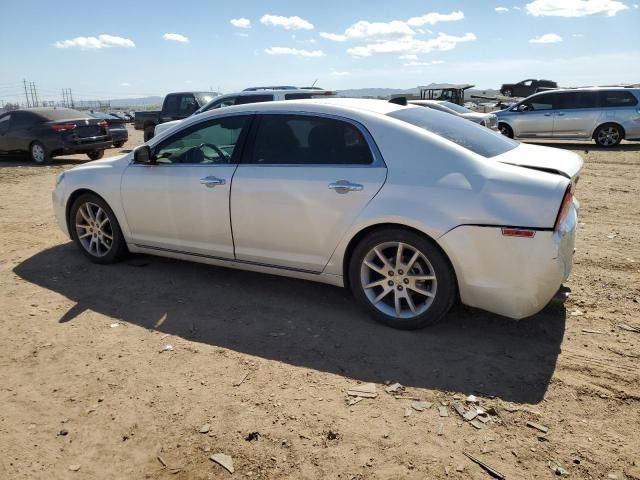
<box><xmin>90</xmin><ymin>111</ymin><xmax>129</xmax><ymax>148</ymax></box>
<box><xmin>0</xmin><ymin>108</ymin><xmax>112</xmax><ymax>164</ymax></box>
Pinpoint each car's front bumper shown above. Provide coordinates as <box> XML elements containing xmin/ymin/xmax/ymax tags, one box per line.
<box><xmin>52</xmin><ymin>181</ymin><xmax>70</xmax><ymax>238</ymax></box>
<box><xmin>438</xmin><ymin>202</ymin><xmax>577</xmax><ymax>319</ymax></box>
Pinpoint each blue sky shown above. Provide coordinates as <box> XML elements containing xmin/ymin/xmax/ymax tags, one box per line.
<box><xmin>1</xmin><ymin>0</ymin><xmax>639</xmax><ymax>103</ymax></box>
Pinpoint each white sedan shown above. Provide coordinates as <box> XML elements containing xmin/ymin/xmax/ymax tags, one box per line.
<box><xmin>52</xmin><ymin>99</ymin><xmax>582</xmax><ymax>329</ymax></box>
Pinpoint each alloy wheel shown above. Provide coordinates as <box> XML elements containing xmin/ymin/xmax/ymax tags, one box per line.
<box><xmin>360</xmin><ymin>241</ymin><xmax>437</xmax><ymax>319</ymax></box>
<box><xmin>597</xmin><ymin>126</ymin><xmax>620</xmax><ymax>146</ymax></box>
<box><xmin>74</xmin><ymin>202</ymin><xmax>114</xmax><ymax>257</ymax></box>
<box><xmin>31</xmin><ymin>144</ymin><xmax>45</xmax><ymax>163</ymax></box>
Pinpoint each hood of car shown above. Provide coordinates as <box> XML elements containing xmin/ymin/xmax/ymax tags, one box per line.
<box><xmin>493</xmin><ymin>142</ymin><xmax>583</xmax><ymax>180</ymax></box>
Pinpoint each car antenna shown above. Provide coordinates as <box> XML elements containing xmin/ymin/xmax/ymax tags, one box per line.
<box><xmin>311</xmin><ymin>79</ymin><xmax>318</xmax><ymax>88</ymax></box>
<box><xmin>389</xmin><ymin>96</ymin><xmax>407</xmax><ymax>106</ymax></box>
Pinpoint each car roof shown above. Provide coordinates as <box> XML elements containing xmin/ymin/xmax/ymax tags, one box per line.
<box><xmin>13</xmin><ymin>107</ymin><xmax>90</xmax><ymax>120</ymax></box>
<box><xmin>244</xmin><ymin>97</ymin><xmax>406</xmax><ymax>115</ymax></box>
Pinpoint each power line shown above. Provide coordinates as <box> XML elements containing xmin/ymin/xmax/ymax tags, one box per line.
<box><xmin>23</xmin><ymin>79</ymin><xmax>30</xmax><ymax>108</ymax></box>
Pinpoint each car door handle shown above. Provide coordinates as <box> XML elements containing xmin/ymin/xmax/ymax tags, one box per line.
<box><xmin>544</xmin><ymin>113</ymin><xmax>552</xmax><ymax>117</ymax></box>
<box><xmin>328</xmin><ymin>181</ymin><xmax>363</xmax><ymax>193</ymax></box>
<box><xmin>200</xmin><ymin>176</ymin><xmax>226</xmax><ymax>188</ymax></box>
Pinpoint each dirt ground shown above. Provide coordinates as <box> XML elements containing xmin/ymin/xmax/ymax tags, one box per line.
<box><xmin>0</xmin><ymin>125</ymin><xmax>639</xmax><ymax>480</ymax></box>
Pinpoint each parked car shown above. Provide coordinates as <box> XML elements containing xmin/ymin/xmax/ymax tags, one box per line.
<box><xmin>409</xmin><ymin>100</ymin><xmax>498</xmax><ymax>130</ymax></box>
<box><xmin>0</xmin><ymin>107</ymin><xmax>111</xmax><ymax>164</ymax></box>
<box><xmin>495</xmin><ymin>87</ymin><xmax>640</xmax><ymax>147</ymax></box>
<box><xmin>154</xmin><ymin>86</ymin><xmax>336</xmax><ymax>136</ymax></box>
<box><xmin>89</xmin><ymin>112</ymin><xmax>128</xmax><ymax>148</ymax></box>
<box><xmin>109</xmin><ymin>112</ymin><xmax>132</xmax><ymax>123</ymax></box>
<box><xmin>134</xmin><ymin>92</ymin><xmax>217</xmax><ymax>141</ymax></box>
<box><xmin>500</xmin><ymin>79</ymin><xmax>558</xmax><ymax>98</ymax></box>
<box><xmin>53</xmin><ymin>98</ymin><xmax>582</xmax><ymax>329</ymax></box>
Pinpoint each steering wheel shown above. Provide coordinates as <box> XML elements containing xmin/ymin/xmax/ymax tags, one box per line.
<box><xmin>198</xmin><ymin>143</ymin><xmax>229</xmax><ymax>161</ymax></box>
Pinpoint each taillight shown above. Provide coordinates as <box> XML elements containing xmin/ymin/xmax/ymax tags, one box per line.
<box><xmin>49</xmin><ymin>123</ymin><xmax>77</xmax><ymax>132</ymax></box>
<box><xmin>501</xmin><ymin>228</ymin><xmax>536</xmax><ymax>238</ymax></box>
<box><xmin>554</xmin><ymin>186</ymin><xmax>573</xmax><ymax>230</ymax></box>
<box><xmin>97</xmin><ymin>120</ymin><xmax>108</xmax><ymax>128</ymax></box>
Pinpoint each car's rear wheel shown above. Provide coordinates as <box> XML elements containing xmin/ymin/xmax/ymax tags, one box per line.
<box><xmin>87</xmin><ymin>150</ymin><xmax>104</xmax><ymax>160</ymax></box>
<box><xmin>30</xmin><ymin>141</ymin><xmax>50</xmax><ymax>164</ymax></box>
<box><xmin>113</xmin><ymin>141</ymin><xmax>126</xmax><ymax>148</ymax></box>
<box><xmin>594</xmin><ymin>123</ymin><xmax>623</xmax><ymax>148</ymax></box>
<box><xmin>498</xmin><ymin>123</ymin><xmax>514</xmax><ymax>138</ymax></box>
<box><xmin>349</xmin><ymin>229</ymin><xmax>456</xmax><ymax>330</ymax></box>
<box><xmin>144</xmin><ymin>126</ymin><xmax>155</xmax><ymax>142</ymax></box>
<box><xmin>69</xmin><ymin>193</ymin><xmax>127</xmax><ymax>264</ymax></box>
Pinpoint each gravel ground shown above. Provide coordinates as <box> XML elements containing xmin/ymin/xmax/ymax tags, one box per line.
<box><xmin>0</xmin><ymin>126</ymin><xmax>639</xmax><ymax>479</ymax></box>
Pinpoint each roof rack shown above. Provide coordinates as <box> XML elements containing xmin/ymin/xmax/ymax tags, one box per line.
<box><xmin>243</xmin><ymin>86</ymin><xmax>298</xmax><ymax>91</ymax></box>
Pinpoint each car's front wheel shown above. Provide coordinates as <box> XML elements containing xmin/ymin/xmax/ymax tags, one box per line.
<box><xmin>69</xmin><ymin>193</ymin><xmax>127</xmax><ymax>264</ymax></box>
<box><xmin>349</xmin><ymin>229</ymin><xmax>456</xmax><ymax>330</ymax></box>
<box><xmin>502</xmin><ymin>88</ymin><xmax>513</xmax><ymax>97</ymax></box>
<box><xmin>87</xmin><ymin>150</ymin><xmax>104</xmax><ymax>160</ymax></box>
<box><xmin>594</xmin><ymin>123</ymin><xmax>623</xmax><ymax>148</ymax></box>
<box><xmin>498</xmin><ymin>123</ymin><xmax>514</xmax><ymax>138</ymax></box>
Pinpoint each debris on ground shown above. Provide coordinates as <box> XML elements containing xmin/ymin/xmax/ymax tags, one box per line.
<box><xmin>384</xmin><ymin>382</ymin><xmax>404</xmax><ymax>394</ymax></box>
<box><xmin>548</xmin><ymin>460</ymin><xmax>569</xmax><ymax>476</ymax></box>
<box><xmin>157</xmin><ymin>456</ymin><xmax>167</xmax><ymax>467</ymax></box>
<box><xmin>109</xmin><ymin>323</ymin><xmax>120</xmax><ymax>328</ymax></box>
<box><xmin>470</xmin><ymin>420</ymin><xmax>484</xmax><ymax>429</ymax></box>
<box><xmin>411</xmin><ymin>401</ymin><xmax>432</xmax><ymax>412</ymax></box>
<box><xmin>232</xmin><ymin>372</ymin><xmax>249</xmax><ymax>387</ymax></box>
<box><xmin>346</xmin><ymin>383</ymin><xmax>378</xmax><ymax>399</ymax></box>
<box><xmin>571</xmin><ymin>309</ymin><xmax>585</xmax><ymax>316</ymax></box>
<box><xmin>210</xmin><ymin>453</ymin><xmax>234</xmax><ymax>474</ymax></box>
<box><xmin>618</xmin><ymin>323</ymin><xmax>640</xmax><ymax>333</ymax></box>
<box><xmin>582</xmin><ymin>328</ymin><xmax>608</xmax><ymax>335</ymax></box>
<box><xmin>160</xmin><ymin>345</ymin><xmax>174</xmax><ymax>353</ymax></box>
<box><xmin>245</xmin><ymin>432</ymin><xmax>259</xmax><ymax>441</ymax></box>
<box><xmin>465</xmin><ymin>394</ymin><xmax>479</xmax><ymax>404</ymax></box>
<box><xmin>57</xmin><ymin>428</ymin><xmax>68</xmax><ymax>436</ymax></box>
<box><xmin>68</xmin><ymin>464</ymin><xmax>81</xmax><ymax>472</ymax></box>
<box><xmin>438</xmin><ymin>406</ymin><xmax>449</xmax><ymax>417</ymax></box>
<box><xmin>463</xmin><ymin>451</ymin><xmax>505</xmax><ymax>479</ymax></box>
<box><xmin>326</xmin><ymin>431</ymin><xmax>339</xmax><ymax>440</ymax></box>
<box><xmin>404</xmin><ymin>408</ymin><xmax>412</xmax><ymax>418</ymax></box>
<box><xmin>527</xmin><ymin>421</ymin><xmax>549</xmax><ymax>433</ymax></box>
<box><xmin>199</xmin><ymin>424</ymin><xmax>211</xmax><ymax>434</ymax></box>
<box><xmin>347</xmin><ymin>397</ymin><xmax>364</xmax><ymax>406</ymax></box>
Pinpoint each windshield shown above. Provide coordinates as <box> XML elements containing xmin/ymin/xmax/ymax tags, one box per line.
<box><xmin>196</xmin><ymin>93</ymin><xmax>216</xmax><ymax>105</ymax></box>
<box><xmin>388</xmin><ymin>107</ymin><xmax>518</xmax><ymax>158</ymax></box>
<box><xmin>440</xmin><ymin>102</ymin><xmax>471</xmax><ymax>114</ymax></box>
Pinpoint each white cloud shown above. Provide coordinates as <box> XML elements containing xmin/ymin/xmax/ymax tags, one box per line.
<box><xmin>331</xmin><ymin>71</ymin><xmax>351</xmax><ymax>76</ymax></box>
<box><xmin>163</xmin><ymin>33</ymin><xmax>189</xmax><ymax>43</ymax></box>
<box><xmin>53</xmin><ymin>34</ymin><xmax>135</xmax><ymax>49</ymax></box>
<box><xmin>260</xmin><ymin>14</ymin><xmax>314</xmax><ymax>30</ymax></box>
<box><xmin>404</xmin><ymin>60</ymin><xmax>445</xmax><ymax>66</ymax></box>
<box><xmin>530</xmin><ymin>33</ymin><xmax>563</xmax><ymax>43</ymax></box>
<box><xmin>399</xmin><ymin>54</ymin><xmax>419</xmax><ymax>60</ymax></box>
<box><xmin>264</xmin><ymin>47</ymin><xmax>325</xmax><ymax>57</ymax></box>
<box><xmin>119</xmin><ymin>82</ymin><xmax>130</xmax><ymax>87</ymax></box>
<box><xmin>230</xmin><ymin>17</ymin><xmax>251</xmax><ymax>28</ymax></box>
<box><xmin>495</xmin><ymin>6</ymin><xmax>510</xmax><ymax>12</ymax></box>
<box><xmin>633</xmin><ymin>3</ymin><xmax>639</xmax><ymax>6</ymax></box>
<box><xmin>526</xmin><ymin>0</ymin><xmax>629</xmax><ymax>16</ymax></box>
<box><xmin>406</xmin><ymin>10</ymin><xmax>464</xmax><ymax>26</ymax></box>
<box><xmin>348</xmin><ymin>32</ymin><xmax>476</xmax><ymax>57</ymax></box>
<box><xmin>320</xmin><ymin>11</ymin><xmax>463</xmax><ymax>42</ymax></box>
<box><xmin>513</xmin><ymin>5</ymin><xmax>522</xmax><ymax>9</ymax></box>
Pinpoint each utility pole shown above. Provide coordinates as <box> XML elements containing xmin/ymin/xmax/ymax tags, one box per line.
<box><xmin>68</xmin><ymin>89</ymin><xmax>75</xmax><ymax>108</ymax></box>
<box><xmin>32</xmin><ymin>82</ymin><xmax>39</xmax><ymax>107</ymax></box>
<box><xmin>62</xmin><ymin>89</ymin><xmax>67</xmax><ymax>107</ymax></box>
<box><xmin>29</xmin><ymin>82</ymin><xmax>37</xmax><ymax>107</ymax></box>
<box><xmin>23</xmin><ymin>79</ymin><xmax>31</xmax><ymax>108</ymax></box>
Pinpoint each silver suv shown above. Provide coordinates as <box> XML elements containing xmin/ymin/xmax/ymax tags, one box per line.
<box><xmin>495</xmin><ymin>87</ymin><xmax>640</xmax><ymax>147</ymax></box>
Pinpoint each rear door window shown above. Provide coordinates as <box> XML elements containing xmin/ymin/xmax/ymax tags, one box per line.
<box><xmin>527</xmin><ymin>93</ymin><xmax>565</xmax><ymax>111</ymax></box>
<box><xmin>178</xmin><ymin>95</ymin><xmax>199</xmax><ymax>115</ymax></box>
<box><xmin>247</xmin><ymin>114</ymin><xmax>373</xmax><ymax>165</ymax></box>
<box><xmin>163</xmin><ymin>95</ymin><xmax>179</xmax><ymax>115</ymax></box>
<box><xmin>600</xmin><ymin>91</ymin><xmax>638</xmax><ymax>107</ymax></box>
<box><xmin>9</xmin><ymin>112</ymin><xmax>36</xmax><ymax>130</ymax></box>
<box><xmin>235</xmin><ymin>94</ymin><xmax>273</xmax><ymax>105</ymax></box>
<box><xmin>0</xmin><ymin>113</ymin><xmax>11</xmax><ymax>134</ymax></box>
<box><xmin>564</xmin><ymin>91</ymin><xmax>600</xmax><ymax>109</ymax></box>
<box><xmin>284</xmin><ymin>93</ymin><xmax>314</xmax><ymax>100</ymax></box>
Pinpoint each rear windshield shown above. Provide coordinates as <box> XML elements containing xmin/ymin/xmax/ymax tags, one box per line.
<box><xmin>34</xmin><ymin>108</ymin><xmax>90</xmax><ymax>121</ymax></box>
<box><xmin>388</xmin><ymin>107</ymin><xmax>518</xmax><ymax>158</ymax></box>
<box><xmin>440</xmin><ymin>102</ymin><xmax>471</xmax><ymax>114</ymax></box>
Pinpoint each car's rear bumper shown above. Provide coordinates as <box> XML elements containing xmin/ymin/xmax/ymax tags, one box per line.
<box><xmin>438</xmin><ymin>202</ymin><xmax>577</xmax><ymax>319</ymax></box>
<box><xmin>47</xmin><ymin>137</ymin><xmax>113</xmax><ymax>156</ymax></box>
<box><xmin>109</xmin><ymin>130</ymin><xmax>128</xmax><ymax>143</ymax></box>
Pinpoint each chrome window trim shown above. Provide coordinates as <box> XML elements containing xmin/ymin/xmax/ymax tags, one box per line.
<box><xmin>243</xmin><ymin>110</ymin><xmax>387</xmax><ymax>169</ymax></box>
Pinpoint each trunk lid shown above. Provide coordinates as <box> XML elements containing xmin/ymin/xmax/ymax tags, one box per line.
<box><xmin>493</xmin><ymin>142</ymin><xmax>583</xmax><ymax>181</ymax></box>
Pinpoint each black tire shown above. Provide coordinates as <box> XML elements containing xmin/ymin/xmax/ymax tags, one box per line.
<box><xmin>87</xmin><ymin>150</ymin><xmax>104</xmax><ymax>160</ymax></box>
<box><xmin>113</xmin><ymin>141</ymin><xmax>126</xmax><ymax>148</ymax></box>
<box><xmin>502</xmin><ymin>88</ymin><xmax>513</xmax><ymax>97</ymax></box>
<box><xmin>348</xmin><ymin>228</ymin><xmax>457</xmax><ymax>330</ymax></box>
<box><xmin>69</xmin><ymin>193</ymin><xmax>128</xmax><ymax>264</ymax></box>
<box><xmin>593</xmin><ymin>123</ymin><xmax>623</xmax><ymax>148</ymax></box>
<box><xmin>143</xmin><ymin>125</ymin><xmax>155</xmax><ymax>142</ymax></box>
<box><xmin>498</xmin><ymin>122</ymin><xmax>514</xmax><ymax>138</ymax></box>
<box><xmin>30</xmin><ymin>141</ymin><xmax>51</xmax><ymax>164</ymax></box>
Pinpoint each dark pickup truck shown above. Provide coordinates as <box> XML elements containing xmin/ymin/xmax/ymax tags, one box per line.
<box><xmin>134</xmin><ymin>91</ymin><xmax>217</xmax><ymax>141</ymax></box>
<box><xmin>499</xmin><ymin>79</ymin><xmax>558</xmax><ymax>98</ymax></box>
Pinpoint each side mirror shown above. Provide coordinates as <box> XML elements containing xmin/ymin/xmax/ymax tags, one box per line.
<box><xmin>134</xmin><ymin>145</ymin><xmax>155</xmax><ymax>165</ymax></box>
